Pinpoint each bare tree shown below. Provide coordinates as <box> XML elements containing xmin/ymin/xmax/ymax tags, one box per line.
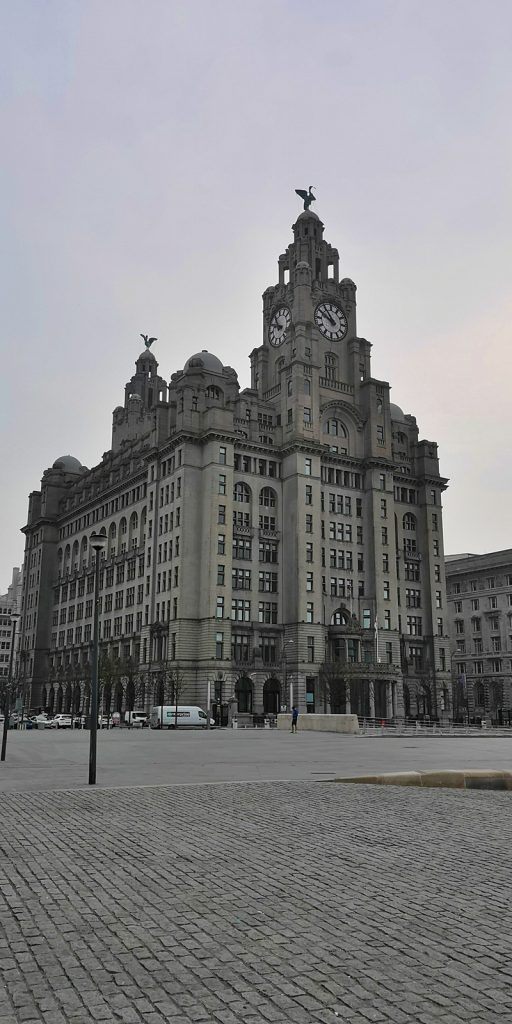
<box><xmin>318</xmin><ymin>660</ymin><xmax>348</xmax><ymax>714</ymax></box>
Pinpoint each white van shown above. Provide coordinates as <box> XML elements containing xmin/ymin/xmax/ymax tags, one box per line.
<box><xmin>124</xmin><ymin>710</ymin><xmax>148</xmax><ymax>728</ymax></box>
<box><xmin>150</xmin><ymin>706</ymin><xmax>211</xmax><ymax>729</ymax></box>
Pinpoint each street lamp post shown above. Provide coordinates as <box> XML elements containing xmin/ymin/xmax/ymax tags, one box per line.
<box><xmin>88</xmin><ymin>533</ymin><xmax>107</xmax><ymax>785</ymax></box>
<box><xmin>1</xmin><ymin>613</ymin><xmax>20</xmax><ymax>762</ymax></box>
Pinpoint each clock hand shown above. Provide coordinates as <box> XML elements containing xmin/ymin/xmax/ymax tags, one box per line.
<box><xmin>323</xmin><ymin>311</ymin><xmax>336</xmax><ymax>326</ymax></box>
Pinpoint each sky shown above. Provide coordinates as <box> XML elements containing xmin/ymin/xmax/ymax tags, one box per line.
<box><xmin>1</xmin><ymin>0</ymin><xmax>511</xmax><ymax>588</ymax></box>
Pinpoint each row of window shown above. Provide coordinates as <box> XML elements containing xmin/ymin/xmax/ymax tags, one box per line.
<box><xmin>453</xmin><ymin>595</ymin><xmax>512</xmax><ymax>612</ymax></box>
<box><xmin>58</xmin><ymin>482</ymin><xmax>148</xmax><ymax>539</ymax></box>
<box><xmin>455</xmin><ymin>615</ymin><xmax>505</xmax><ymax>634</ymax></box>
<box><xmin>456</xmin><ymin>637</ymin><xmax>508</xmax><ymax>654</ymax></box>
<box><xmin>451</xmin><ymin>575</ymin><xmax>512</xmax><ymax>595</ymax></box>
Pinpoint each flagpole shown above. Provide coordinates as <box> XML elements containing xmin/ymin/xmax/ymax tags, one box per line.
<box><xmin>374</xmin><ymin>616</ymin><xmax>381</xmax><ymax>664</ymax></box>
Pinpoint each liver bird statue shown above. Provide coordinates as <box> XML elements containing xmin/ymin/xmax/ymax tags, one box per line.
<box><xmin>295</xmin><ymin>186</ymin><xmax>316</xmax><ymax>210</ymax></box>
<box><xmin>140</xmin><ymin>334</ymin><xmax>157</xmax><ymax>349</ymax></box>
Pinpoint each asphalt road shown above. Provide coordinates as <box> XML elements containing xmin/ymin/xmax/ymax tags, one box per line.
<box><xmin>1</xmin><ymin>727</ymin><xmax>512</xmax><ymax>793</ymax></box>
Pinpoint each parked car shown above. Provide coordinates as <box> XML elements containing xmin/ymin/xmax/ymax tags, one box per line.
<box><xmin>29</xmin><ymin>714</ymin><xmax>53</xmax><ymax>729</ymax></box>
<box><xmin>49</xmin><ymin>714</ymin><xmax>73</xmax><ymax>729</ymax></box>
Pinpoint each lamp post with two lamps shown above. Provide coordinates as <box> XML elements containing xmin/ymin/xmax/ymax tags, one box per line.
<box><xmin>1</xmin><ymin>612</ymin><xmax>20</xmax><ymax>763</ymax></box>
<box><xmin>88</xmin><ymin>532</ymin><xmax>107</xmax><ymax>785</ymax></box>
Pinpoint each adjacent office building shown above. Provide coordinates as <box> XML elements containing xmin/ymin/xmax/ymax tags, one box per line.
<box><xmin>18</xmin><ymin>203</ymin><xmax>450</xmax><ymax>721</ymax></box>
<box><xmin>446</xmin><ymin>550</ymin><xmax>512</xmax><ymax>724</ymax></box>
<box><xmin>0</xmin><ymin>567</ymin><xmax>22</xmax><ymax>681</ymax></box>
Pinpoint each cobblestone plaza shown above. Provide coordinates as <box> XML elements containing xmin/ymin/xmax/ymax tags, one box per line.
<box><xmin>1</xmin><ymin>733</ymin><xmax>512</xmax><ymax>1022</ymax></box>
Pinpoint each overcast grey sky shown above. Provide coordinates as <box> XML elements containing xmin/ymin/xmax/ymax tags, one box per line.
<box><xmin>1</xmin><ymin>0</ymin><xmax>511</xmax><ymax>588</ymax></box>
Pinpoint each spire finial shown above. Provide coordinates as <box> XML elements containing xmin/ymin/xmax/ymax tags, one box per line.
<box><xmin>140</xmin><ymin>334</ymin><xmax>157</xmax><ymax>349</ymax></box>
<box><xmin>295</xmin><ymin>186</ymin><xmax>316</xmax><ymax>211</ymax></box>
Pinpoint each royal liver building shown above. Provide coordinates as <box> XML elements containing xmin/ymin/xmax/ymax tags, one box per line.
<box><xmin>19</xmin><ymin>199</ymin><xmax>451</xmax><ymax>723</ymax></box>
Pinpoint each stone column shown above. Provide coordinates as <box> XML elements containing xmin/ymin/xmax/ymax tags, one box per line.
<box><xmin>386</xmin><ymin>681</ymin><xmax>393</xmax><ymax>720</ymax></box>
<box><xmin>345</xmin><ymin>679</ymin><xmax>351</xmax><ymax>714</ymax></box>
<box><xmin>369</xmin><ymin>679</ymin><xmax>375</xmax><ymax>720</ymax></box>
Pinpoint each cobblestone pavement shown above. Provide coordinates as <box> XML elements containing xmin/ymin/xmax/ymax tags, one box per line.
<box><xmin>2</xmin><ymin>781</ymin><xmax>512</xmax><ymax>1023</ymax></box>
<box><xmin>3</xmin><ymin>729</ymin><xmax>512</xmax><ymax>794</ymax></box>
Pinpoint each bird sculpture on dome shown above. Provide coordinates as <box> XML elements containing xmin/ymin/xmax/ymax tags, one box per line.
<box><xmin>295</xmin><ymin>186</ymin><xmax>316</xmax><ymax>210</ymax></box>
<box><xmin>140</xmin><ymin>334</ymin><xmax>157</xmax><ymax>349</ymax></box>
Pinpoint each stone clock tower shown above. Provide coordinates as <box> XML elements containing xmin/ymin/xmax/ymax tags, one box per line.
<box><xmin>250</xmin><ymin>208</ymin><xmax>372</xmax><ymax>432</ymax></box>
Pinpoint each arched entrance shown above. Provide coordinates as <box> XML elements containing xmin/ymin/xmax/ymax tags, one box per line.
<box><xmin>73</xmin><ymin>683</ymin><xmax>81</xmax><ymax>715</ymax></box>
<box><xmin>48</xmin><ymin>686</ymin><xmax>55</xmax><ymax>714</ymax></box>
<box><xmin>263</xmin><ymin>677</ymin><xmax>280</xmax><ymax>715</ymax></box>
<box><xmin>64</xmin><ymin>683</ymin><xmax>72</xmax><ymax>714</ymax></box>
<box><xmin>56</xmin><ymin>686</ymin><xmax>63</xmax><ymax>713</ymax></box>
<box><xmin>41</xmin><ymin>686</ymin><xmax>47</xmax><ymax>712</ymax></box>
<box><xmin>235</xmin><ymin>676</ymin><xmax>253</xmax><ymax>713</ymax></box>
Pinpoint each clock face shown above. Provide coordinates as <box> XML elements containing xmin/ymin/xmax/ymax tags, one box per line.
<box><xmin>268</xmin><ymin>306</ymin><xmax>291</xmax><ymax>347</ymax></box>
<box><xmin>314</xmin><ymin>301</ymin><xmax>348</xmax><ymax>341</ymax></box>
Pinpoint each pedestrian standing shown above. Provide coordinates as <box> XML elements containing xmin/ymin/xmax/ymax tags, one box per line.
<box><xmin>291</xmin><ymin>706</ymin><xmax>299</xmax><ymax>733</ymax></box>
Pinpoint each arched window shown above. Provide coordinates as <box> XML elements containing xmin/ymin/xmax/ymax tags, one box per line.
<box><xmin>119</xmin><ymin>517</ymin><xmax>127</xmax><ymax>535</ymax></box>
<box><xmin>129</xmin><ymin>511</ymin><xmax>138</xmax><ymax>549</ymax></box>
<box><xmin>259</xmin><ymin>487</ymin><xmax>276</xmax><ymax>508</ymax></box>
<box><xmin>403</xmin><ymin>513</ymin><xmax>417</xmax><ymax>531</ymax></box>
<box><xmin>108</xmin><ymin>522</ymin><xmax>117</xmax><ymax>557</ymax></box>
<box><xmin>140</xmin><ymin>507</ymin><xmax>147</xmax><ymax>545</ymax></box>
<box><xmin>233</xmin><ymin>482</ymin><xmax>251</xmax><ymax>503</ymax></box>
<box><xmin>323</xmin><ymin>418</ymin><xmax>347</xmax><ymax>437</ymax></box>
<box><xmin>330</xmin><ymin>608</ymin><xmax>350</xmax><ymax>626</ymax></box>
<box><xmin>72</xmin><ymin>540</ymin><xmax>79</xmax><ymax>570</ymax></box>
<box><xmin>235</xmin><ymin>676</ymin><xmax>253</xmax><ymax>714</ymax></box>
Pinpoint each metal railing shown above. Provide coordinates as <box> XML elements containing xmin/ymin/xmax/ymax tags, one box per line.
<box><xmin>358</xmin><ymin>717</ymin><xmax>512</xmax><ymax>737</ymax></box>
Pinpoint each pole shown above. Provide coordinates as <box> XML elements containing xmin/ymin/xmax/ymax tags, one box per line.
<box><xmin>1</xmin><ymin>617</ymin><xmax>18</xmax><ymax>762</ymax></box>
<box><xmin>88</xmin><ymin>548</ymin><xmax>101</xmax><ymax>785</ymax></box>
<box><xmin>207</xmin><ymin>679</ymin><xmax>211</xmax><ymax>729</ymax></box>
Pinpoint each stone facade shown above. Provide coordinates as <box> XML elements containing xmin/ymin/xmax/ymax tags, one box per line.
<box><xmin>0</xmin><ymin>566</ymin><xmax>22</xmax><ymax>682</ymax></box>
<box><xmin>18</xmin><ymin>206</ymin><xmax>450</xmax><ymax>721</ymax></box>
<box><xmin>446</xmin><ymin>550</ymin><xmax>512</xmax><ymax>724</ymax></box>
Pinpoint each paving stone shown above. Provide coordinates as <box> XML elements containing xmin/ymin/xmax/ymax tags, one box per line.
<box><xmin>1</xmin><ymin>781</ymin><xmax>512</xmax><ymax>1022</ymax></box>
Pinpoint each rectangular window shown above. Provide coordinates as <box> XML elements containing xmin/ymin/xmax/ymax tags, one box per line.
<box><xmin>434</xmin><ymin>565</ymin><xmax>441</xmax><ymax>583</ymax></box>
<box><xmin>437</xmin><ymin>617</ymin><xmax>443</xmax><ymax>635</ymax></box>
<box><xmin>406</xmin><ymin>616</ymin><xmax>422</xmax><ymax>636</ymax></box>
<box><xmin>218</xmin><ymin>505</ymin><xmax>226</xmax><ymax>524</ymax></box>
<box><xmin>471</xmin><ymin>598</ymin><xmax>479</xmax><ymax>610</ymax></box>
<box><xmin>362</xmin><ymin>609</ymin><xmax>371</xmax><ymax>630</ymax></box>
<box><xmin>306</xmin><ymin>572</ymin><xmax>314</xmax><ymax>592</ymax></box>
<box><xmin>258</xmin><ymin>601</ymin><xmax>278</xmax><ymax>624</ymax></box>
<box><xmin>233</xmin><ymin>568</ymin><xmax>251</xmax><ymax>590</ymax></box>
<box><xmin>258</xmin><ymin>571</ymin><xmax>277</xmax><ymax>592</ymax></box>
<box><xmin>219</xmin><ymin>446</ymin><xmax>227</xmax><ymax>465</ymax></box>
<box><xmin>435</xmin><ymin>591</ymin><xmax>442</xmax><ymax>609</ymax></box>
<box><xmin>218</xmin><ymin>534</ymin><xmax>225</xmax><ymax>555</ymax></box>
<box><xmin>455</xmin><ymin>620</ymin><xmax>464</xmax><ymax>634</ymax></box>
<box><xmin>489</xmin><ymin>596</ymin><xmax>498</xmax><ymax>609</ymax></box>
<box><xmin>216</xmin><ymin>596</ymin><xmax>224</xmax><ymax>618</ymax></box>
<box><xmin>472</xmin><ymin>617</ymin><xmax>481</xmax><ymax>632</ymax></box>
<box><xmin>305</xmin><ymin>485</ymin><xmax>313</xmax><ymax>505</ymax></box>
<box><xmin>377</xmin><ymin>425</ymin><xmax>384</xmax><ymax>442</ymax></box>
<box><xmin>231</xmin><ymin>599</ymin><xmax>251</xmax><ymax>622</ymax></box>
<box><xmin>307</xmin><ymin>636</ymin><xmax>315</xmax><ymax>663</ymax></box>
<box><xmin>433</xmin><ymin>539</ymin><xmax>440</xmax><ymax>556</ymax></box>
<box><xmin>382</xmin><ymin>554</ymin><xmax>389</xmax><ymax>573</ymax></box>
<box><xmin>304</xmin><ymin>458</ymin><xmax>312</xmax><ymax>476</ymax></box>
<box><xmin>379</xmin><ymin>473</ymin><xmax>386</xmax><ymax>490</ymax></box>
<box><xmin>218</xmin><ymin>474</ymin><xmax>226</xmax><ymax>495</ymax></box>
<box><xmin>381</xmin><ymin>527</ymin><xmax>388</xmax><ymax>545</ymax></box>
<box><xmin>259</xmin><ymin>541</ymin><xmax>278</xmax><ymax>563</ymax></box>
<box><xmin>432</xmin><ymin>513</ymin><xmax>438</xmax><ymax>531</ymax></box>
<box><xmin>306</xmin><ymin>602</ymin><xmax>314</xmax><ymax>623</ymax></box>
<box><xmin>380</xmin><ymin>499</ymin><xmax>387</xmax><ymax>519</ymax></box>
<box><xmin>383</xmin><ymin>610</ymin><xmax>391</xmax><ymax>630</ymax></box>
<box><xmin>305</xmin><ymin>515</ymin><xmax>313</xmax><ymax>534</ymax></box>
<box><xmin>383</xmin><ymin>581</ymin><xmax>390</xmax><ymax>601</ymax></box>
<box><xmin>306</xmin><ymin>543</ymin><xmax>313</xmax><ymax>563</ymax></box>
<box><xmin>215</xmin><ymin>632</ymin><xmax>224</xmax><ymax>659</ymax></box>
